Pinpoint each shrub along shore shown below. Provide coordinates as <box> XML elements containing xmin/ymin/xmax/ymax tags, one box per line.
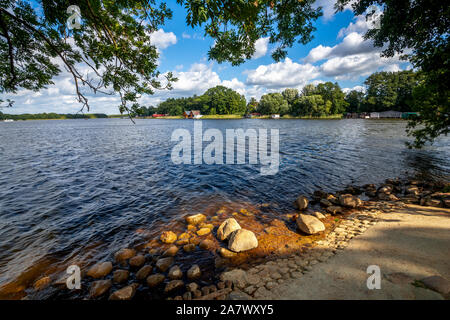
<box><xmin>13</xmin><ymin>177</ymin><xmax>449</xmax><ymax>300</ymax></box>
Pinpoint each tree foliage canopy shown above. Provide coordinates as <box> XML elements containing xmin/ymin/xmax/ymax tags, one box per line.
<box><xmin>336</xmin><ymin>0</ymin><xmax>449</xmax><ymax>146</ymax></box>
<box><xmin>0</xmin><ymin>0</ymin><xmax>321</xmax><ymax>116</ymax></box>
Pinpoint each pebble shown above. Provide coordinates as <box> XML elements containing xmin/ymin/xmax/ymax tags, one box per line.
<box><xmin>89</xmin><ymin>280</ymin><xmax>112</xmax><ymax>298</ymax></box>
<box><xmin>114</xmin><ymin>249</ymin><xmax>136</xmax><ymax>262</ymax></box>
<box><xmin>129</xmin><ymin>255</ymin><xmax>145</xmax><ymax>268</ymax></box>
<box><xmin>168</xmin><ymin>265</ymin><xmax>183</xmax><ymax>280</ymax></box>
<box><xmin>187</xmin><ymin>264</ymin><xmax>201</xmax><ymax>280</ymax></box>
<box><xmin>113</xmin><ymin>270</ymin><xmax>129</xmax><ymax>283</ymax></box>
<box><xmin>146</xmin><ymin>274</ymin><xmax>165</xmax><ymax>288</ymax></box>
<box><xmin>136</xmin><ymin>265</ymin><xmax>153</xmax><ymax>281</ymax></box>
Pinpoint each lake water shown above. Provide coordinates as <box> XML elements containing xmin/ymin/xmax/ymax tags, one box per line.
<box><xmin>0</xmin><ymin>118</ymin><xmax>449</xmax><ymax>298</ymax></box>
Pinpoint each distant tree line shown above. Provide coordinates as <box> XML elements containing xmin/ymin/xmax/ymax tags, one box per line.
<box><xmin>0</xmin><ymin>112</ymin><xmax>108</xmax><ymax>120</ymax></box>
<box><xmin>138</xmin><ymin>70</ymin><xmax>422</xmax><ymax>118</ymax></box>
<box><xmin>345</xmin><ymin>70</ymin><xmax>421</xmax><ymax>113</ymax></box>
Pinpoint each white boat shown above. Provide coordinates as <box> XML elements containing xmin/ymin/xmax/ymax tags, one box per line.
<box><xmin>3</xmin><ymin>119</ymin><xmax>14</xmax><ymax>122</ymax></box>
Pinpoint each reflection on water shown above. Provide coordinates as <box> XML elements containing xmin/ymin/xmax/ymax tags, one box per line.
<box><xmin>0</xmin><ymin>118</ymin><xmax>448</xmax><ymax>297</ymax></box>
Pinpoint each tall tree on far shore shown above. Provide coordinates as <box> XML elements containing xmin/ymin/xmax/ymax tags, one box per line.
<box><xmin>282</xmin><ymin>88</ymin><xmax>299</xmax><ymax>107</ymax></box>
<box><xmin>258</xmin><ymin>93</ymin><xmax>289</xmax><ymax>115</ymax></box>
<box><xmin>345</xmin><ymin>90</ymin><xmax>365</xmax><ymax>113</ymax></box>
<box><xmin>246</xmin><ymin>97</ymin><xmax>259</xmax><ymax>114</ymax></box>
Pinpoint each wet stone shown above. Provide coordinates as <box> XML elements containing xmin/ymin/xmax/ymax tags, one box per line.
<box><xmin>186</xmin><ymin>282</ymin><xmax>199</xmax><ymax>292</ymax></box>
<box><xmin>163</xmin><ymin>245</ymin><xmax>179</xmax><ymax>257</ymax></box>
<box><xmin>136</xmin><ymin>265</ymin><xmax>152</xmax><ymax>281</ymax></box>
<box><xmin>129</xmin><ymin>255</ymin><xmax>145</xmax><ymax>268</ymax></box>
<box><xmin>34</xmin><ymin>276</ymin><xmax>51</xmax><ymax>291</ymax></box>
<box><xmin>164</xmin><ymin>280</ymin><xmax>184</xmax><ymax>293</ymax></box>
<box><xmin>87</xmin><ymin>262</ymin><xmax>113</xmax><ymax>279</ymax></box>
<box><xmin>109</xmin><ymin>284</ymin><xmax>138</xmax><ymax>300</ymax></box>
<box><xmin>89</xmin><ymin>280</ymin><xmax>112</xmax><ymax>298</ymax></box>
<box><xmin>185</xmin><ymin>214</ymin><xmax>207</xmax><ymax>225</ymax></box>
<box><xmin>146</xmin><ymin>274</ymin><xmax>165</xmax><ymax>288</ymax></box>
<box><xmin>156</xmin><ymin>257</ymin><xmax>174</xmax><ymax>272</ymax></box>
<box><xmin>114</xmin><ymin>249</ymin><xmax>136</xmax><ymax>262</ymax></box>
<box><xmin>183</xmin><ymin>243</ymin><xmax>196</xmax><ymax>252</ymax></box>
<box><xmin>193</xmin><ymin>290</ymin><xmax>202</xmax><ymax>298</ymax></box>
<box><xmin>168</xmin><ymin>265</ymin><xmax>183</xmax><ymax>280</ymax></box>
<box><xmin>160</xmin><ymin>231</ymin><xmax>177</xmax><ymax>244</ymax></box>
<box><xmin>113</xmin><ymin>270</ymin><xmax>129</xmax><ymax>284</ymax></box>
<box><xmin>187</xmin><ymin>264</ymin><xmax>201</xmax><ymax>280</ymax></box>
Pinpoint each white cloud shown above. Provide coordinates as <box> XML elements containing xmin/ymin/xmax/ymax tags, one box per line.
<box><xmin>320</xmin><ymin>52</ymin><xmax>402</xmax><ymax>79</ymax></box>
<box><xmin>313</xmin><ymin>0</ymin><xmax>353</xmax><ymax>21</ymax></box>
<box><xmin>337</xmin><ymin>8</ymin><xmax>382</xmax><ymax>38</ymax></box>
<box><xmin>246</xmin><ymin>58</ymin><xmax>320</xmax><ymax>89</ymax></box>
<box><xmin>305</xmin><ymin>32</ymin><xmax>377</xmax><ymax>63</ymax></box>
<box><xmin>253</xmin><ymin>37</ymin><xmax>270</xmax><ymax>59</ymax></box>
<box><xmin>304</xmin><ymin>45</ymin><xmax>333</xmax><ymax>63</ymax></box>
<box><xmin>342</xmin><ymin>85</ymin><xmax>366</xmax><ymax>93</ymax></box>
<box><xmin>150</xmin><ymin>29</ymin><xmax>177</xmax><ymax>50</ymax></box>
<box><xmin>169</xmin><ymin>63</ymin><xmax>221</xmax><ymax>94</ymax></box>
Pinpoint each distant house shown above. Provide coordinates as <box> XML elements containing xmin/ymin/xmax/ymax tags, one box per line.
<box><xmin>271</xmin><ymin>114</ymin><xmax>280</xmax><ymax>119</ymax></box>
<box><xmin>379</xmin><ymin>110</ymin><xmax>402</xmax><ymax>118</ymax></box>
<box><xmin>245</xmin><ymin>113</ymin><xmax>261</xmax><ymax>118</ymax></box>
<box><xmin>359</xmin><ymin>112</ymin><xmax>370</xmax><ymax>119</ymax></box>
<box><xmin>152</xmin><ymin>114</ymin><xmax>167</xmax><ymax>118</ymax></box>
<box><xmin>183</xmin><ymin>110</ymin><xmax>203</xmax><ymax>119</ymax></box>
<box><xmin>402</xmin><ymin>112</ymin><xmax>420</xmax><ymax>119</ymax></box>
<box><xmin>370</xmin><ymin>112</ymin><xmax>380</xmax><ymax>119</ymax></box>
<box><xmin>345</xmin><ymin>113</ymin><xmax>359</xmax><ymax>119</ymax></box>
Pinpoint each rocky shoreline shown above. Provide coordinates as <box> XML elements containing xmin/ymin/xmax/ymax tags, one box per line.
<box><xmin>20</xmin><ymin>178</ymin><xmax>450</xmax><ymax>300</ymax></box>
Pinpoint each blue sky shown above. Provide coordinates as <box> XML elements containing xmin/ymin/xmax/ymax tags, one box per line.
<box><xmin>3</xmin><ymin>1</ymin><xmax>410</xmax><ymax>114</ymax></box>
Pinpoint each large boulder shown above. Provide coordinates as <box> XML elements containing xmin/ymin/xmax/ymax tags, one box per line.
<box><xmin>185</xmin><ymin>213</ymin><xmax>206</xmax><ymax>225</ymax></box>
<box><xmin>217</xmin><ymin>218</ymin><xmax>241</xmax><ymax>241</ymax></box>
<box><xmin>228</xmin><ymin>229</ymin><xmax>258</xmax><ymax>252</ymax></box>
<box><xmin>296</xmin><ymin>214</ymin><xmax>325</xmax><ymax>235</ymax></box>
<box><xmin>338</xmin><ymin>194</ymin><xmax>362</xmax><ymax>208</ymax></box>
<box><xmin>294</xmin><ymin>195</ymin><xmax>309</xmax><ymax>210</ymax></box>
<box><xmin>87</xmin><ymin>262</ymin><xmax>113</xmax><ymax>279</ymax></box>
